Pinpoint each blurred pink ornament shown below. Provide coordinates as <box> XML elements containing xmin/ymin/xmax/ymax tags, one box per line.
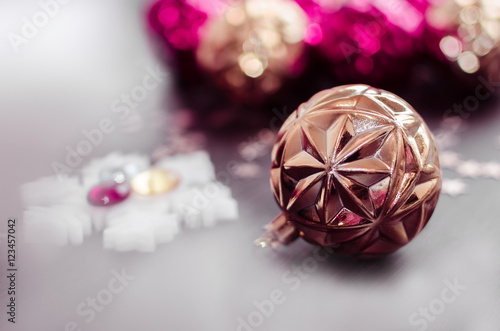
<box><xmin>295</xmin><ymin>0</ymin><xmax>430</xmax><ymax>83</ymax></box>
<box><xmin>148</xmin><ymin>0</ymin><xmax>211</xmax><ymax>50</ymax></box>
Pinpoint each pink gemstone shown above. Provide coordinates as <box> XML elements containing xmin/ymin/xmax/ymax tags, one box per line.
<box><xmin>87</xmin><ymin>182</ymin><xmax>131</xmax><ymax>206</ymax></box>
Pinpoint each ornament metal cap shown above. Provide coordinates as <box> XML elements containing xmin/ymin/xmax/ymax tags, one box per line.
<box><xmin>257</xmin><ymin>84</ymin><xmax>442</xmax><ymax>258</ymax></box>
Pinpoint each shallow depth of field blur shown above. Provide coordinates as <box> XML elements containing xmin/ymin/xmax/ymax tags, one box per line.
<box><xmin>1</xmin><ymin>1</ymin><xmax>500</xmax><ymax>331</ymax></box>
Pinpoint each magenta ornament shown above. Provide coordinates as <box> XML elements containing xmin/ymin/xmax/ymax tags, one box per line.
<box><xmin>148</xmin><ymin>0</ymin><xmax>210</xmax><ymax>51</ymax></box>
<box><xmin>295</xmin><ymin>0</ymin><xmax>430</xmax><ymax>83</ymax></box>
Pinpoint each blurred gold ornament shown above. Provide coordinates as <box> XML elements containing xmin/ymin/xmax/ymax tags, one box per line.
<box><xmin>195</xmin><ymin>0</ymin><xmax>308</xmax><ymax>100</ymax></box>
<box><xmin>428</xmin><ymin>0</ymin><xmax>500</xmax><ymax>78</ymax></box>
<box><xmin>131</xmin><ymin>168</ymin><xmax>180</xmax><ymax>195</ymax></box>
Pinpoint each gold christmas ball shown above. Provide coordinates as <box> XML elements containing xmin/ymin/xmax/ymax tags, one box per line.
<box><xmin>258</xmin><ymin>85</ymin><xmax>442</xmax><ymax>258</ymax></box>
<box><xmin>195</xmin><ymin>0</ymin><xmax>308</xmax><ymax>101</ymax></box>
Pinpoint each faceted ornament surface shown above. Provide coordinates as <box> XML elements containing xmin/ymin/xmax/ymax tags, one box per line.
<box><xmin>270</xmin><ymin>84</ymin><xmax>441</xmax><ymax>257</ymax></box>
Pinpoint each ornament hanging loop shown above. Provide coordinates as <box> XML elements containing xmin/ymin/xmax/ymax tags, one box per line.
<box><xmin>254</xmin><ymin>213</ymin><xmax>299</xmax><ymax>248</ymax></box>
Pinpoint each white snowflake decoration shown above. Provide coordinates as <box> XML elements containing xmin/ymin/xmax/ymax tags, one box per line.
<box><xmin>21</xmin><ymin>152</ymin><xmax>239</xmax><ymax>251</ymax></box>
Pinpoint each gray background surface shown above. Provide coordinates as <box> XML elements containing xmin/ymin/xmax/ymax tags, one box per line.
<box><xmin>1</xmin><ymin>1</ymin><xmax>500</xmax><ymax>331</ymax></box>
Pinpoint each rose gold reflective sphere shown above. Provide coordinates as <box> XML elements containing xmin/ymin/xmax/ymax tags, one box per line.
<box><xmin>263</xmin><ymin>85</ymin><xmax>441</xmax><ymax>258</ymax></box>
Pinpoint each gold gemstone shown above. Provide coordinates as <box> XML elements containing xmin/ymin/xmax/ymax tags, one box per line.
<box><xmin>131</xmin><ymin>168</ymin><xmax>179</xmax><ymax>195</ymax></box>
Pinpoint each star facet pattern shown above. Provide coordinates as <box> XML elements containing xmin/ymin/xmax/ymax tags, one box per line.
<box><xmin>271</xmin><ymin>85</ymin><xmax>442</xmax><ymax>257</ymax></box>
